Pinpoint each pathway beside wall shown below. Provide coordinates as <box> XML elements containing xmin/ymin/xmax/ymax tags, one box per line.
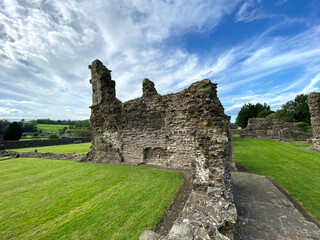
<box><xmin>232</xmin><ymin>172</ymin><xmax>320</xmax><ymax>240</ymax></box>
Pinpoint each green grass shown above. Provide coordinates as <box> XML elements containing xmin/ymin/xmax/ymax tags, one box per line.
<box><xmin>234</xmin><ymin>138</ymin><xmax>320</xmax><ymax>221</ymax></box>
<box><xmin>8</xmin><ymin>142</ymin><xmax>91</xmax><ymax>155</ymax></box>
<box><xmin>0</xmin><ymin>158</ymin><xmax>183</xmax><ymax>240</ymax></box>
<box><xmin>196</xmin><ymin>86</ymin><xmax>211</xmax><ymax>93</ymax></box>
<box><xmin>37</xmin><ymin>124</ymin><xmax>70</xmax><ymax>132</ymax></box>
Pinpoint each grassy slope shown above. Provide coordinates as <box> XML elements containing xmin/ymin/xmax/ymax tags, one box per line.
<box><xmin>37</xmin><ymin>124</ymin><xmax>70</xmax><ymax>132</ymax></box>
<box><xmin>8</xmin><ymin>142</ymin><xmax>91</xmax><ymax>154</ymax></box>
<box><xmin>0</xmin><ymin>158</ymin><xmax>183</xmax><ymax>240</ymax></box>
<box><xmin>234</xmin><ymin>138</ymin><xmax>320</xmax><ymax>221</ymax></box>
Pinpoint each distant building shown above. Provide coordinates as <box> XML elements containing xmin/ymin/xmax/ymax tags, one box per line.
<box><xmin>59</xmin><ymin>133</ymin><xmax>73</xmax><ymax>139</ymax></box>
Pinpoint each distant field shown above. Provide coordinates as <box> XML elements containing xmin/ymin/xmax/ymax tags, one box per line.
<box><xmin>37</xmin><ymin>124</ymin><xmax>70</xmax><ymax>132</ymax></box>
<box><xmin>0</xmin><ymin>158</ymin><xmax>183</xmax><ymax>240</ymax></box>
<box><xmin>9</xmin><ymin>142</ymin><xmax>91</xmax><ymax>154</ymax></box>
<box><xmin>234</xmin><ymin>138</ymin><xmax>320</xmax><ymax>221</ymax></box>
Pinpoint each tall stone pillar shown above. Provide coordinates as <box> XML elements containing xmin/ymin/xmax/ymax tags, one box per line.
<box><xmin>307</xmin><ymin>92</ymin><xmax>320</xmax><ymax>149</ymax></box>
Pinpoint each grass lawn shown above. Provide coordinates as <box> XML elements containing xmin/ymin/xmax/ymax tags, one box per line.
<box><xmin>8</xmin><ymin>142</ymin><xmax>91</xmax><ymax>155</ymax></box>
<box><xmin>37</xmin><ymin>124</ymin><xmax>70</xmax><ymax>132</ymax></box>
<box><xmin>234</xmin><ymin>138</ymin><xmax>320</xmax><ymax>221</ymax></box>
<box><xmin>0</xmin><ymin>158</ymin><xmax>183</xmax><ymax>240</ymax></box>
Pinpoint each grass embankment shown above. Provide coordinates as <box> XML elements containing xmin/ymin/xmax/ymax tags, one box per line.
<box><xmin>0</xmin><ymin>158</ymin><xmax>183</xmax><ymax>240</ymax></box>
<box><xmin>37</xmin><ymin>124</ymin><xmax>70</xmax><ymax>132</ymax></box>
<box><xmin>234</xmin><ymin>138</ymin><xmax>320</xmax><ymax>221</ymax></box>
<box><xmin>8</xmin><ymin>142</ymin><xmax>91</xmax><ymax>155</ymax></box>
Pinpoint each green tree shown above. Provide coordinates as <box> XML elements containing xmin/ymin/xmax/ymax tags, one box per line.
<box><xmin>0</xmin><ymin>120</ymin><xmax>10</xmax><ymax>135</ymax></box>
<box><xmin>276</xmin><ymin>94</ymin><xmax>310</xmax><ymax>124</ymax></box>
<box><xmin>236</xmin><ymin>103</ymin><xmax>271</xmax><ymax>128</ymax></box>
<box><xmin>21</xmin><ymin>121</ymin><xmax>37</xmax><ymax>132</ymax></box>
<box><xmin>48</xmin><ymin>134</ymin><xmax>59</xmax><ymax>139</ymax></box>
<box><xmin>4</xmin><ymin>122</ymin><xmax>22</xmax><ymax>141</ymax></box>
<box><xmin>257</xmin><ymin>110</ymin><xmax>274</xmax><ymax>118</ymax></box>
<box><xmin>293</xmin><ymin>94</ymin><xmax>310</xmax><ymax>124</ymax></box>
<box><xmin>72</xmin><ymin>128</ymin><xmax>91</xmax><ymax>137</ymax></box>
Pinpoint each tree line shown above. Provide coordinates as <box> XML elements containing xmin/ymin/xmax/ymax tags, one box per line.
<box><xmin>0</xmin><ymin>119</ymin><xmax>91</xmax><ymax>141</ymax></box>
<box><xmin>235</xmin><ymin>94</ymin><xmax>311</xmax><ymax>132</ymax></box>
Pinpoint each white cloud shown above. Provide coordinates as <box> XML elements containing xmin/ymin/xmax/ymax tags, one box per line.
<box><xmin>0</xmin><ymin>0</ymin><xmax>241</xmax><ymax>119</ymax></box>
<box><xmin>0</xmin><ymin>107</ymin><xmax>23</xmax><ymax>119</ymax></box>
<box><xmin>0</xmin><ymin>0</ymin><xmax>319</xmax><ymax>122</ymax></box>
<box><xmin>236</xmin><ymin>0</ymin><xmax>266</xmax><ymax>23</ymax></box>
<box><xmin>302</xmin><ymin>73</ymin><xmax>320</xmax><ymax>93</ymax></box>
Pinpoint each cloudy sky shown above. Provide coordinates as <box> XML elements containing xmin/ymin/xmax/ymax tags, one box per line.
<box><xmin>1</xmin><ymin>0</ymin><xmax>320</xmax><ymax>122</ymax></box>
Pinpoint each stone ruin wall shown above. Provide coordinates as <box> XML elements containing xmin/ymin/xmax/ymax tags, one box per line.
<box><xmin>87</xmin><ymin>59</ymin><xmax>237</xmax><ymax>240</ymax></box>
<box><xmin>239</xmin><ymin>114</ymin><xmax>312</xmax><ymax>141</ymax></box>
<box><xmin>308</xmin><ymin>92</ymin><xmax>320</xmax><ymax>149</ymax></box>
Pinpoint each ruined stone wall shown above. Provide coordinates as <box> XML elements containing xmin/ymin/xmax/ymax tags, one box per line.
<box><xmin>1</xmin><ymin>138</ymin><xmax>91</xmax><ymax>150</ymax></box>
<box><xmin>307</xmin><ymin>92</ymin><xmax>320</xmax><ymax>149</ymax></box>
<box><xmin>240</xmin><ymin>114</ymin><xmax>312</xmax><ymax>141</ymax></box>
<box><xmin>87</xmin><ymin>60</ymin><xmax>236</xmax><ymax>239</ymax></box>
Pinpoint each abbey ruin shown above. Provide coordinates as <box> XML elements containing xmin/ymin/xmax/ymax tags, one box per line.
<box><xmin>308</xmin><ymin>92</ymin><xmax>320</xmax><ymax>150</ymax></box>
<box><xmin>238</xmin><ymin>114</ymin><xmax>312</xmax><ymax>141</ymax></box>
<box><xmin>87</xmin><ymin>60</ymin><xmax>237</xmax><ymax>239</ymax></box>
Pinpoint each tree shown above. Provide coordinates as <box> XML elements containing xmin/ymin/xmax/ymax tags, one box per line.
<box><xmin>72</xmin><ymin>128</ymin><xmax>91</xmax><ymax>137</ymax></box>
<box><xmin>0</xmin><ymin>120</ymin><xmax>10</xmax><ymax>135</ymax></box>
<box><xmin>4</xmin><ymin>122</ymin><xmax>22</xmax><ymax>141</ymax></box>
<box><xmin>235</xmin><ymin>103</ymin><xmax>271</xmax><ymax>128</ymax></box>
<box><xmin>257</xmin><ymin>110</ymin><xmax>274</xmax><ymax>118</ymax></box>
<box><xmin>276</xmin><ymin>94</ymin><xmax>310</xmax><ymax>124</ymax></box>
<box><xmin>21</xmin><ymin>121</ymin><xmax>37</xmax><ymax>132</ymax></box>
<box><xmin>293</xmin><ymin>94</ymin><xmax>310</xmax><ymax>124</ymax></box>
<box><xmin>48</xmin><ymin>134</ymin><xmax>59</xmax><ymax>139</ymax></box>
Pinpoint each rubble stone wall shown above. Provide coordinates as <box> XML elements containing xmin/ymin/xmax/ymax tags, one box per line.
<box><xmin>239</xmin><ymin>114</ymin><xmax>311</xmax><ymax>141</ymax></box>
<box><xmin>87</xmin><ymin>60</ymin><xmax>237</xmax><ymax>239</ymax></box>
<box><xmin>307</xmin><ymin>92</ymin><xmax>320</xmax><ymax>149</ymax></box>
<box><xmin>1</xmin><ymin>138</ymin><xmax>91</xmax><ymax>149</ymax></box>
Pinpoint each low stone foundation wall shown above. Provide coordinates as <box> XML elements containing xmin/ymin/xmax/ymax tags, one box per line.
<box><xmin>1</xmin><ymin>138</ymin><xmax>91</xmax><ymax>149</ymax></box>
<box><xmin>2</xmin><ymin>151</ymin><xmax>86</xmax><ymax>161</ymax></box>
<box><xmin>239</xmin><ymin>114</ymin><xmax>312</xmax><ymax>141</ymax></box>
<box><xmin>230</xmin><ymin>129</ymin><xmax>243</xmax><ymax>136</ymax></box>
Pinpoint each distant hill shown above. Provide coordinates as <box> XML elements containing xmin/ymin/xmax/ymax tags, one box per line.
<box><xmin>37</xmin><ymin>124</ymin><xmax>70</xmax><ymax>132</ymax></box>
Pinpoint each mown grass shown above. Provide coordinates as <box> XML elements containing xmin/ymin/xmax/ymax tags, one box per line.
<box><xmin>37</xmin><ymin>124</ymin><xmax>70</xmax><ymax>132</ymax></box>
<box><xmin>0</xmin><ymin>158</ymin><xmax>183</xmax><ymax>240</ymax></box>
<box><xmin>234</xmin><ymin>138</ymin><xmax>320</xmax><ymax>221</ymax></box>
<box><xmin>8</xmin><ymin>142</ymin><xmax>91</xmax><ymax>155</ymax></box>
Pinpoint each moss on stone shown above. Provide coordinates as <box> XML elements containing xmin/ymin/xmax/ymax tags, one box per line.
<box><xmin>197</xmin><ymin>86</ymin><xmax>211</xmax><ymax>93</ymax></box>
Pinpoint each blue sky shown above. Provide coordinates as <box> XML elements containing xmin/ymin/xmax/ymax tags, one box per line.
<box><xmin>0</xmin><ymin>0</ymin><xmax>320</xmax><ymax>122</ymax></box>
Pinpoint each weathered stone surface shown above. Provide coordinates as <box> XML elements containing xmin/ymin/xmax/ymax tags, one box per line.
<box><xmin>239</xmin><ymin>114</ymin><xmax>311</xmax><ymax>141</ymax></box>
<box><xmin>139</xmin><ymin>230</ymin><xmax>162</xmax><ymax>240</ymax></box>
<box><xmin>232</xmin><ymin>172</ymin><xmax>320</xmax><ymax>240</ymax></box>
<box><xmin>167</xmin><ymin>222</ymin><xmax>194</xmax><ymax>240</ymax></box>
<box><xmin>308</xmin><ymin>92</ymin><xmax>320</xmax><ymax>150</ymax></box>
<box><xmin>1</xmin><ymin>138</ymin><xmax>91</xmax><ymax>150</ymax></box>
<box><xmin>86</xmin><ymin>60</ymin><xmax>236</xmax><ymax>239</ymax></box>
<box><xmin>143</xmin><ymin>78</ymin><xmax>159</xmax><ymax>97</ymax></box>
<box><xmin>3</xmin><ymin>151</ymin><xmax>86</xmax><ymax>162</ymax></box>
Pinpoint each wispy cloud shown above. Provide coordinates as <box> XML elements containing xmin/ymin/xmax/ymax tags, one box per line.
<box><xmin>302</xmin><ymin>73</ymin><xmax>320</xmax><ymax>93</ymax></box>
<box><xmin>236</xmin><ymin>0</ymin><xmax>266</xmax><ymax>23</ymax></box>
<box><xmin>0</xmin><ymin>0</ymin><xmax>319</xmax><ymax>122</ymax></box>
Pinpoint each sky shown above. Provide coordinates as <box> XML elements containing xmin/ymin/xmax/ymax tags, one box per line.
<box><xmin>0</xmin><ymin>0</ymin><xmax>320</xmax><ymax>122</ymax></box>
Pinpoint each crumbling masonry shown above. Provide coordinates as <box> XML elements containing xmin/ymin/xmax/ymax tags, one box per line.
<box><xmin>308</xmin><ymin>92</ymin><xmax>320</xmax><ymax>150</ymax></box>
<box><xmin>239</xmin><ymin>114</ymin><xmax>312</xmax><ymax>141</ymax></box>
<box><xmin>87</xmin><ymin>59</ymin><xmax>237</xmax><ymax>239</ymax></box>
